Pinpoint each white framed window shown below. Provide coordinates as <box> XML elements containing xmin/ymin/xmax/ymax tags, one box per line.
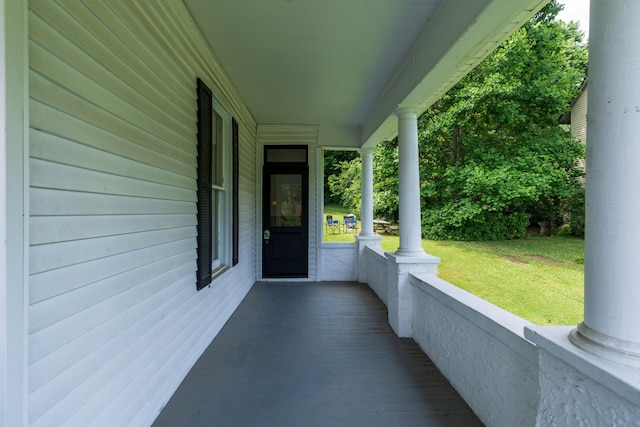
<box><xmin>196</xmin><ymin>78</ymin><xmax>233</xmax><ymax>289</ymax></box>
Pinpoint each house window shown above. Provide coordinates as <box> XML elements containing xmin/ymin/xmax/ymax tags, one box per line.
<box><xmin>196</xmin><ymin>78</ymin><xmax>233</xmax><ymax>290</ymax></box>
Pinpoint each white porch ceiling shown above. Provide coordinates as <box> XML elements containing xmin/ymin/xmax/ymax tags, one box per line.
<box><xmin>183</xmin><ymin>0</ymin><xmax>549</xmax><ymax>146</ymax></box>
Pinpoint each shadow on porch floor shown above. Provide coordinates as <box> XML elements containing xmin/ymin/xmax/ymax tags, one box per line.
<box><xmin>153</xmin><ymin>281</ymin><xmax>483</xmax><ymax>426</ymax></box>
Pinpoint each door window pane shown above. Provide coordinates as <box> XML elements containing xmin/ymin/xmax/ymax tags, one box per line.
<box><xmin>269</xmin><ymin>174</ymin><xmax>302</xmax><ymax>227</ymax></box>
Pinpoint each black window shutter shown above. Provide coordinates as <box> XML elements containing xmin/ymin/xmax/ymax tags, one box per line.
<box><xmin>196</xmin><ymin>78</ymin><xmax>213</xmax><ymax>290</ymax></box>
<box><xmin>232</xmin><ymin>118</ymin><xmax>239</xmax><ymax>266</ymax></box>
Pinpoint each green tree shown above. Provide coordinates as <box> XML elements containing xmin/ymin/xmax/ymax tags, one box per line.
<box><xmin>327</xmin><ymin>156</ymin><xmax>361</xmax><ymax>213</ymax></box>
<box><xmin>419</xmin><ymin>1</ymin><xmax>587</xmax><ymax>240</ymax></box>
<box><xmin>329</xmin><ymin>2</ymin><xmax>587</xmax><ymax>239</ymax></box>
<box><xmin>372</xmin><ymin>140</ymin><xmax>399</xmax><ymax>222</ymax></box>
<box><xmin>326</xmin><ymin>141</ymin><xmax>399</xmax><ymax>222</ymax></box>
<box><xmin>324</xmin><ymin>150</ymin><xmax>359</xmax><ymax>204</ymax></box>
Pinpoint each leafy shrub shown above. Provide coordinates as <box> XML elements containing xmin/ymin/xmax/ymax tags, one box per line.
<box><xmin>565</xmin><ymin>188</ymin><xmax>585</xmax><ymax>236</ymax></box>
<box><xmin>555</xmin><ymin>224</ymin><xmax>572</xmax><ymax>236</ymax></box>
<box><xmin>324</xmin><ymin>150</ymin><xmax>359</xmax><ymax>204</ymax></box>
<box><xmin>413</xmin><ymin>7</ymin><xmax>586</xmax><ymax>242</ymax></box>
<box><xmin>327</xmin><ymin>157</ymin><xmax>361</xmax><ymax>214</ymax></box>
<box><xmin>373</xmin><ymin>140</ymin><xmax>399</xmax><ymax>222</ymax></box>
<box><xmin>422</xmin><ymin>205</ymin><xmax>529</xmax><ymax>241</ymax></box>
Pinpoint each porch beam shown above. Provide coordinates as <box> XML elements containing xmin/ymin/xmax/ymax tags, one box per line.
<box><xmin>362</xmin><ymin>0</ymin><xmax>549</xmax><ymax>145</ymax></box>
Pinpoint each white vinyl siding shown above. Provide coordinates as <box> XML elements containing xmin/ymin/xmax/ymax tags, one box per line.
<box><xmin>571</xmin><ymin>86</ymin><xmax>587</xmax><ymax>178</ymax></box>
<box><xmin>28</xmin><ymin>1</ymin><xmax>256</xmax><ymax>426</ymax></box>
<box><xmin>256</xmin><ymin>125</ymin><xmax>319</xmax><ymax>280</ymax></box>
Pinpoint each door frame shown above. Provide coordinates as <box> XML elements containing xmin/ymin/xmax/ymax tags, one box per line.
<box><xmin>261</xmin><ymin>145</ymin><xmax>309</xmax><ymax>278</ymax></box>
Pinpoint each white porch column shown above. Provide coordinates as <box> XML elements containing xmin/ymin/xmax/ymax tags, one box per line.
<box><xmin>359</xmin><ymin>147</ymin><xmax>375</xmax><ymax>237</ymax></box>
<box><xmin>386</xmin><ymin>105</ymin><xmax>440</xmax><ymax>337</ymax></box>
<box><xmin>568</xmin><ymin>0</ymin><xmax>640</xmax><ymax>363</ymax></box>
<box><xmin>396</xmin><ymin>106</ymin><xmax>425</xmax><ymax>256</ymax></box>
<box><xmin>525</xmin><ymin>5</ymin><xmax>640</xmax><ymax>424</ymax></box>
<box><xmin>356</xmin><ymin>146</ymin><xmax>382</xmax><ymax>283</ymax></box>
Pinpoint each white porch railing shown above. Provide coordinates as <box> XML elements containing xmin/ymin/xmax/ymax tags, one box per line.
<box><xmin>319</xmin><ymin>242</ymin><xmax>358</xmax><ymax>281</ymax></box>
<box><xmin>364</xmin><ymin>246</ymin><xmax>388</xmax><ymax>305</ymax></box>
<box><xmin>411</xmin><ymin>273</ymin><xmax>539</xmax><ymax>426</ymax></box>
<box><xmin>363</xmin><ymin>245</ymin><xmax>538</xmax><ymax>426</ymax></box>
<box><xmin>359</xmin><ymin>245</ymin><xmax>640</xmax><ymax>427</ymax></box>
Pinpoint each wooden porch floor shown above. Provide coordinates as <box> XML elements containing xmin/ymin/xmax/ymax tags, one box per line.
<box><xmin>152</xmin><ymin>282</ymin><xmax>483</xmax><ymax>426</ymax></box>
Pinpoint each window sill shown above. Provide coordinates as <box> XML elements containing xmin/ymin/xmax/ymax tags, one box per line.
<box><xmin>211</xmin><ymin>265</ymin><xmax>231</xmax><ymax>283</ymax></box>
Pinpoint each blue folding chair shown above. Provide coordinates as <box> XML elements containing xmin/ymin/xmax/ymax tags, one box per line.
<box><xmin>326</xmin><ymin>215</ymin><xmax>340</xmax><ymax>234</ymax></box>
<box><xmin>343</xmin><ymin>214</ymin><xmax>359</xmax><ymax>233</ymax></box>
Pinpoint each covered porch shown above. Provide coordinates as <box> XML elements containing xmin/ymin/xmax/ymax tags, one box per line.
<box><xmin>2</xmin><ymin>1</ymin><xmax>640</xmax><ymax>426</ymax></box>
<box><xmin>152</xmin><ymin>281</ymin><xmax>482</xmax><ymax>426</ymax></box>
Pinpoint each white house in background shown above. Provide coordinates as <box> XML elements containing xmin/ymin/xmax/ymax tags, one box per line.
<box><xmin>2</xmin><ymin>1</ymin><xmax>639</xmax><ymax>426</ymax></box>
<box><xmin>569</xmin><ymin>82</ymin><xmax>588</xmax><ymax>147</ymax></box>
<box><xmin>560</xmin><ymin>81</ymin><xmax>588</xmax><ymax>177</ymax></box>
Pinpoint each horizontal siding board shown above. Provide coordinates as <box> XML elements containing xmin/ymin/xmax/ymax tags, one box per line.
<box><xmin>29</xmin><ymin>250</ymin><xmax>196</xmax><ymax>336</ymax></box>
<box><xmin>30</xmin><ymin>214</ymin><xmax>196</xmax><ymax>246</ymax></box>
<box><xmin>30</xmin><ymin>130</ymin><xmax>195</xmax><ymax>191</ymax></box>
<box><xmin>28</xmin><ymin>10</ymin><xmax>193</xmax><ymax>137</ymax></box>
<box><xmin>87</xmin><ymin>1</ymin><xmax>194</xmax><ymax>108</ymax></box>
<box><xmin>29</xmin><ymin>263</ymin><xmax>195</xmax><ymax>379</ymax></box>
<box><xmin>257</xmin><ymin>125</ymin><xmax>319</xmax><ymax>144</ymax></box>
<box><xmin>154</xmin><ymin>3</ymin><xmax>212</xmax><ymax>75</ymax></box>
<box><xmin>66</xmin><ymin>1</ymin><xmax>196</xmax><ymax>129</ymax></box>
<box><xmin>69</xmin><ymin>300</ymin><xmax>202</xmax><ymax>426</ymax></box>
<box><xmin>29</xmin><ymin>41</ymin><xmax>193</xmax><ymax>155</ymax></box>
<box><xmin>30</xmin><ymin>101</ymin><xmax>195</xmax><ymax>179</ymax></box>
<box><xmin>29</xmin><ymin>274</ymin><xmax>192</xmax><ymax>402</ymax></box>
<box><xmin>30</xmin><ymin>226</ymin><xmax>196</xmax><ymax>275</ymax></box>
<box><xmin>108</xmin><ymin>276</ymin><xmax>252</xmax><ymax>425</ymax></box>
<box><xmin>30</xmin><ymin>188</ymin><xmax>196</xmax><ymax>216</ymax></box>
<box><xmin>95</xmin><ymin>2</ymin><xmax>195</xmax><ymax>105</ymax></box>
<box><xmin>29</xmin><ymin>0</ymin><xmax>193</xmax><ymax>120</ymax></box>
<box><xmin>128</xmin><ymin>1</ymin><xmax>255</xmax><ymax>130</ymax></box>
<box><xmin>127</xmin><ymin>5</ymin><xmax>195</xmax><ymax>80</ymax></box>
<box><xmin>30</xmin><ymin>159</ymin><xmax>195</xmax><ymax>202</ymax></box>
<box><xmin>153</xmin><ymin>3</ymin><xmax>239</xmax><ymax>107</ymax></box>
<box><xmin>112</xmin><ymin>281</ymin><xmax>252</xmax><ymax>427</ymax></box>
<box><xmin>30</xmin><ymin>71</ymin><xmax>195</xmax><ymax>167</ymax></box>
<box><xmin>78</xmin><ymin>278</ymin><xmax>249</xmax><ymax>427</ymax></box>
<box><xmin>128</xmin><ymin>3</ymin><xmax>214</xmax><ymax>102</ymax></box>
<box><xmin>30</xmin><ymin>240</ymin><xmax>197</xmax><ymax>304</ymax></box>
<box><xmin>159</xmin><ymin>2</ymin><xmax>215</xmax><ymax>75</ymax></box>
<box><xmin>29</xmin><ymin>276</ymin><xmax>194</xmax><ymax>426</ymax></box>
<box><xmin>71</xmin><ymin>284</ymin><xmax>231</xmax><ymax>426</ymax></box>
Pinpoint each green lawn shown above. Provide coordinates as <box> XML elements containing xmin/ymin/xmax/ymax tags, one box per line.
<box><xmin>323</xmin><ymin>205</ymin><xmax>584</xmax><ymax>326</ymax></box>
<box><xmin>322</xmin><ymin>205</ymin><xmax>365</xmax><ymax>242</ymax></box>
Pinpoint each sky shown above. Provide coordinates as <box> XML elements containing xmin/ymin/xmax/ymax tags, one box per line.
<box><xmin>557</xmin><ymin>0</ymin><xmax>590</xmax><ymax>38</ymax></box>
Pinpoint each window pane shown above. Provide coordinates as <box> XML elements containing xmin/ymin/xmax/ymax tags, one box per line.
<box><xmin>266</xmin><ymin>147</ymin><xmax>307</xmax><ymax>163</ymax></box>
<box><xmin>212</xmin><ymin>111</ymin><xmax>224</xmax><ymax>187</ymax></box>
<box><xmin>212</xmin><ymin>189</ymin><xmax>219</xmax><ymax>262</ymax></box>
<box><xmin>269</xmin><ymin>174</ymin><xmax>302</xmax><ymax>227</ymax></box>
